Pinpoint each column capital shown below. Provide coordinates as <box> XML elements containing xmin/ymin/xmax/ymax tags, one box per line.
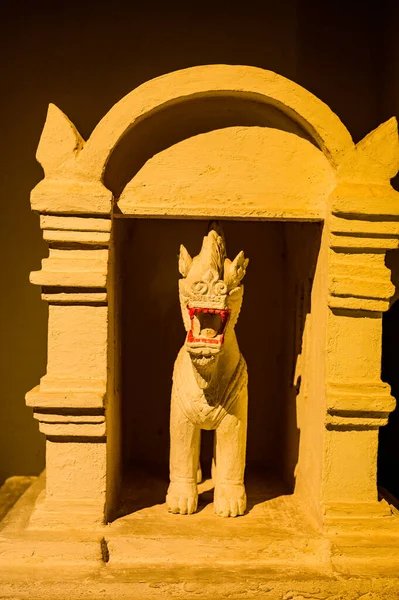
<box><xmin>30</xmin><ymin>214</ymin><xmax>111</xmax><ymax>305</ymax></box>
<box><xmin>328</xmin><ymin>212</ymin><xmax>399</xmax><ymax>313</ymax></box>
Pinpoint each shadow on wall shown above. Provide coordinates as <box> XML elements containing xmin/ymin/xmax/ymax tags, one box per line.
<box><xmin>282</xmin><ymin>222</ymin><xmax>322</xmax><ymax>493</ymax></box>
<box><xmin>379</xmin><ymin>249</ymin><xmax>399</xmax><ymax>499</ymax></box>
<box><xmin>117</xmin><ymin>219</ymin><xmax>320</xmax><ymax>513</ymax></box>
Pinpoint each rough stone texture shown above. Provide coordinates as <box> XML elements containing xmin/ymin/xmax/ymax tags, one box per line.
<box><xmin>1</xmin><ymin>476</ymin><xmax>399</xmax><ymax>598</ymax></box>
<box><xmin>0</xmin><ymin>476</ymin><xmax>36</xmax><ymax>523</ymax></box>
<box><xmin>118</xmin><ymin>126</ymin><xmax>334</xmax><ymax>219</ymax></box>
<box><xmin>2</xmin><ymin>65</ymin><xmax>399</xmax><ymax>595</ymax></box>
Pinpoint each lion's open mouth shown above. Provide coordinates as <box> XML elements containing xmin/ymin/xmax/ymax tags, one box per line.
<box><xmin>186</xmin><ymin>307</ymin><xmax>230</xmax><ymax>346</ymax></box>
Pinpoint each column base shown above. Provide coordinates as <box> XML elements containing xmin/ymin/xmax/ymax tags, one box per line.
<box><xmin>17</xmin><ymin>472</ymin><xmax>106</xmax><ymax>531</ymax></box>
<box><xmin>323</xmin><ymin>499</ymin><xmax>393</xmax><ymax>520</ymax></box>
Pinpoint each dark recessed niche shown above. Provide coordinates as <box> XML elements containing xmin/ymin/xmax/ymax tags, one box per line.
<box><xmin>114</xmin><ymin>218</ymin><xmax>322</xmax><ymax>515</ymax></box>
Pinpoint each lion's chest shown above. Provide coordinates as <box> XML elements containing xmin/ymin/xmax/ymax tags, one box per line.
<box><xmin>172</xmin><ymin>349</ymin><xmax>247</xmax><ymax>430</ymax></box>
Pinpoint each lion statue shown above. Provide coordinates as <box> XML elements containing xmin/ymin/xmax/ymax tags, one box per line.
<box><xmin>166</xmin><ymin>223</ymin><xmax>249</xmax><ymax>517</ymax></box>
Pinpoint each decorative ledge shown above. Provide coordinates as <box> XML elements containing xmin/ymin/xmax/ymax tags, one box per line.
<box><xmin>331</xmin><ymin>183</ymin><xmax>399</xmax><ymax>219</ymax></box>
<box><xmin>31</xmin><ymin>179</ymin><xmax>112</xmax><ymax>215</ymax></box>
<box><xmin>37</xmin><ymin>420</ymin><xmax>106</xmax><ymax>438</ymax></box>
<box><xmin>26</xmin><ymin>385</ymin><xmax>106</xmax><ymax>410</ymax></box>
<box><xmin>30</xmin><ymin>248</ymin><xmax>109</xmax><ymax>292</ymax></box>
<box><xmin>326</xmin><ymin>380</ymin><xmax>395</xmax><ymax>428</ymax></box>
<box><xmin>40</xmin><ymin>215</ymin><xmax>112</xmax><ymax>232</ymax></box>
<box><xmin>328</xmin><ymin>213</ymin><xmax>399</xmax><ymax>312</ymax></box>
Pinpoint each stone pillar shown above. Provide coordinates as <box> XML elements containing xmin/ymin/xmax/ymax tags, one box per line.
<box><xmin>25</xmin><ymin>214</ymin><xmax>116</xmax><ymax>528</ymax></box>
<box><xmin>322</xmin><ymin>188</ymin><xmax>399</xmax><ymax>519</ymax></box>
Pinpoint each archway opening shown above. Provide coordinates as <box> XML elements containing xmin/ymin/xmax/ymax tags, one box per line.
<box><xmin>103</xmin><ymin>93</ymin><xmax>314</xmax><ymax>197</ymax></box>
<box><xmin>112</xmin><ymin>218</ymin><xmax>322</xmax><ymax>520</ymax></box>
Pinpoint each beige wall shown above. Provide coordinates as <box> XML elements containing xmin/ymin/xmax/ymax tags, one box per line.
<box><xmin>0</xmin><ymin>1</ymin><xmax>395</xmax><ymax>483</ymax></box>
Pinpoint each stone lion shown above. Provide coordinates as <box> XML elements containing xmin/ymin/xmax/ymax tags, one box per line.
<box><xmin>166</xmin><ymin>223</ymin><xmax>249</xmax><ymax>517</ymax></box>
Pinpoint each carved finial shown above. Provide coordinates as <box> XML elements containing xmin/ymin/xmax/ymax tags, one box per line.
<box><xmin>200</xmin><ymin>229</ymin><xmax>226</xmax><ymax>279</ymax></box>
<box><xmin>36</xmin><ymin>103</ymin><xmax>84</xmax><ymax>176</ymax></box>
<box><xmin>356</xmin><ymin>117</ymin><xmax>399</xmax><ymax>180</ymax></box>
<box><xmin>179</xmin><ymin>223</ymin><xmax>248</xmax><ymax>294</ymax></box>
<box><xmin>207</xmin><ymin>219</ymin><xmax>225</xmax><ymax>239</ymax></box>
<box><xmin>184</xmin><ymin>226</ymin><xmax>226</xmax><ymax>283</ymax></box>
<box><xmin>339</xmin><ymin>117</ymin><xmax>399</xmax><ymax>183</ymax></box>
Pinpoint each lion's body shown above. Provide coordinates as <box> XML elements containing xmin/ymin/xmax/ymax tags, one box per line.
<box><xmin>166</xmin><ymin>224</ymin><xmax>249</xmax><ymax>517</ymax></box>
<box><xmin>173</xmin><ymin>346</ymin><xmax>247</xmax><ymax>430</ymax></box>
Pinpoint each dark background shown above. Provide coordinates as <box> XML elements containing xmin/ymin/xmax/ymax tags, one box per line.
<box><xmin>1</xmin><ymin>0</ymin><xmax>398</xmax><ymax>494</ymax></box>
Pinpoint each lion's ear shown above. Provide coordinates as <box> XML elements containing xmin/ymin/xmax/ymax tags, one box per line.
<box><xmin>178</xmin><ymin>245</ymin><xmax>192</xmax><ymax>277</ymax></box>
<box><xmin>224</xmin><ymin>251</ymin><xmax>248</xmax><ymax>286</ymax></box>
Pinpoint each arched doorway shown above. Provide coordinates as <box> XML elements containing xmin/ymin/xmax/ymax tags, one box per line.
<box><xmin>25</xmin><ymin>66</ymin><xmax>399</xmax><ymax>550</ymax></box>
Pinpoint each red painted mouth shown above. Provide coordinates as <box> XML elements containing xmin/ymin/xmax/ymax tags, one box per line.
<box><xmin>187</xmin><ymin>306</ymin><xmax>230</xmax><ymax>345</ymax></box>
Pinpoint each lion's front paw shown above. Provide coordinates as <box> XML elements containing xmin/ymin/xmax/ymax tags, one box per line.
<box><xmin>214</xmin><ymin>482</ymin><xmax>246</xmax><ymax>518</ymax></box>
<box><xmin>166</xmin><ymin>482</ymin><xmax>198</xmax><ymax>515</ymax></box>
